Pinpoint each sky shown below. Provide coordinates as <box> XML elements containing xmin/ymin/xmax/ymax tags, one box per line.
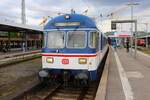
<box><xmin>0</xmin><ymin>0</ymin><xmax>150</xmax><ymax>31</ymax></box>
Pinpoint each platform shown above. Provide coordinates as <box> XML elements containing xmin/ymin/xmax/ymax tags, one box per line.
<box><xmin>0</xmin><ymin>49</ymin><xmax>41</xmax><ymax>59</ymax></box>
<box><xmin>95</xmin><ymin>47</ymin><xmax>150</xmax><ymax>100</ymax></box>
<box><xmin>0</xmin><ymin>49</ymin><xmax>41</xmax><ymax>67</ymax></box>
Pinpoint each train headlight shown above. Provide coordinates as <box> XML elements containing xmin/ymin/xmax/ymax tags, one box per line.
<box><xmin>79</xmin><ymin>58</ymin><xmax>87</xmax><ymax>64</ymax></box>
<box><xmin>64</xmin><ymin>15</ymin><xmax>70</xmax><ymax>19</ymax></box>
<box><xmin>46</xmin><ymin>57</ymin><xmax>54</xmax><ymax>63</ymax></box>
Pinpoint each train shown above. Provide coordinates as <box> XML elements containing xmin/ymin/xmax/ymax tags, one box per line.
<box><xmin>132</xmin><ymin>38</ymin><xmax>145</xmax><ymax>46</ymax></box>
<box><xmin>38</xmin><ymin>13</ymin><xmax>108</xmax><ymax>85</ymax></box>
<box><xmin>137</xmin><ymin>39</ymin><xmax>145</xmax><ymax>46</ymax></box>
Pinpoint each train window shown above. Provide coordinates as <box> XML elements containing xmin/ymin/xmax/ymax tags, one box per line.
<box><xmin>89</xmin><ymin>31</ymin><xmax>99</xmax><ymax>48</ymax></box>
<box><xmin>67</xmin><ymin>31</ymin><xmax>86</xmax><ymax>48</ymax></box>
<box><xmin>43</xmin><ymin>32</ymin><xmax>47</xmax><ymax>48</ymax></box>
<box><xmin>47</xmin><ymin>31</ymin><xmax>65</xmax><ymax>48</ymax></box>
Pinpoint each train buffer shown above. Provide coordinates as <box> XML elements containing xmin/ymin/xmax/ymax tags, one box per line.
<box><xmin>95</xmin><ymin>47</ymin><xmax>150</xmax><ymax>100</ymax></box>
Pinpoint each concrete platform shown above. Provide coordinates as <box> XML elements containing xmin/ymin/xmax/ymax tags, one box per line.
<box><xmin>0</xmin><ymin>49</ymin><xmax>41</xmax><ymax>67</ymax></box>
<box><xmin>0</xmin><ymin>49</ymin><xmax>41</xmax><ymax>59</ymax></box>
<box><xmin>95</xmin><ymin>47</ymin><xmax>150</xmax><ymax>100</ymax></box>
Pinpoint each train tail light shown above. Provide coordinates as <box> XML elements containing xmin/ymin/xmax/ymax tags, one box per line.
<box><xmin>79</xmin><ymin>58</ymin><xmax>87</xmax><ymax>64</ymax></box>
<box><xmin>46</xmin><ymin>57</ymin><xmax>54</xmax><ymax>63</ymax></box>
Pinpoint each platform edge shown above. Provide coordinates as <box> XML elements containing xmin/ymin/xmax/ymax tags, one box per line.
<box><xmin>95</xmin><ymin>47</ymin><xmax>110</xmax><ymax>100</ymax></box>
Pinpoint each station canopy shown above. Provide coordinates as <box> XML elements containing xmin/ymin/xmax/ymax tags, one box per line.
<box><xmin>0</xmin><ymin>20</ymin><xmax>43</xmax><ymax>33</ymax></box>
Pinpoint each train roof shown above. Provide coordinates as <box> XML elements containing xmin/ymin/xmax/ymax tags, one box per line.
<box><xmin>44</xmin><ymin>14</ymin><xmax>97</xmax><ymax>30</ymax></box>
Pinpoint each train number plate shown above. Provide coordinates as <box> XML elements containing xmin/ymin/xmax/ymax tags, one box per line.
<box><xmin>62</xmin><ymin>59</ymin><xmax>69</xmax><ymax>64</ymax></box>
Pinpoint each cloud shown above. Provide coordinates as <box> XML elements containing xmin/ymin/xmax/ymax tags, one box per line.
<box><xmin>0</xmin><ymin>0</ymin><xmax>150</xmax><ymax>27</ymax></box>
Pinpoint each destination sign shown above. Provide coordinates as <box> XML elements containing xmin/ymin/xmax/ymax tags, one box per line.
<box><xmin>55</xmin><ymin>22</ymin><xmax>80</xmax><ymax>27</ymax></box>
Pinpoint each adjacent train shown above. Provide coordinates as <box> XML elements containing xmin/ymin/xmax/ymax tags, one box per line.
<box><xmin>39</xmin><ymin>13</ymin><xmax>108</xmax><ymax>84</ymax></box>
<box><xmin>137</xmin><ymin>39</ymin><xmax>145</xmax><ymax>46</ymax></box>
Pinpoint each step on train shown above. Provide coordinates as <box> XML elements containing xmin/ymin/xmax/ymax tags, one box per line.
<box><xmin>38</xmin><ymin>13</ymin><xmax>108</xmax><ymax>85</ymax></box>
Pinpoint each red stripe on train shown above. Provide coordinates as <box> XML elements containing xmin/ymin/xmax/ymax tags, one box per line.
<box><xmin>40</xmin><ymin>54</ymin><xmax>97</xmax><ymax>57</ymax></box>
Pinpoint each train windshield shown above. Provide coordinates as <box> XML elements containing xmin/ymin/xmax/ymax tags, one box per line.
<box><xmin>47</xmin><ymin>31</ymin><xmax>64</xmax><ymax>48</ymax></box>
<box><xmin>67</xmin><ymin>31</ymin><xmax>86</xmax><ymax>48</ymax></box>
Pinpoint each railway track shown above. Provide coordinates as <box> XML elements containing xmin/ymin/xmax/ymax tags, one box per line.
<box><xmin>13</xmin><ymin>82</ymin><xmax>98</xmax><ymax>100</ymax></box>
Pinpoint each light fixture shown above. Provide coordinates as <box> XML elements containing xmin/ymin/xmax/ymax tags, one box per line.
<box><xmin>46</xmin><ymin>57</ymin><xmax>54</xmax><ymax>63</ymax></box>
<box><xmin>79</xmin><ymin>58</ymin><xmax>87</xmax><ymax>64</ymax></box>
<box><xmin>64</xmin><ymin>15</ymin><xmax>70</xmax><ymax>19</ymax></box>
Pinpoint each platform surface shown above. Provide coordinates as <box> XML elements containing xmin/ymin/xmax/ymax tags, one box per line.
<box><xmin>96</xmin><ymin>47</ymin><xmax>150</xmax><ymax>100</ymax></box>
<box><xmin>0</xmin><ymin>49</ymin><xmax>40</xmax><ymax>59</ymax></box>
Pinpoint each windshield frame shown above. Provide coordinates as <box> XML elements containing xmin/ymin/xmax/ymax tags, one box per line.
<box><xmin>46</xmin><ymin>31</ymin><xmax>65</xmax><ymax>49</ymax></box>
<box><xmin>66</xmin><ymin>31</ymin><xmax>87</xmax><ymax>49</ymax></box>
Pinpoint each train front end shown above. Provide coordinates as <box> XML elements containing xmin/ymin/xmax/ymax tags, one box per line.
<box><xmin>39</xmin><ymin>14</ymin><xmax>102</xmax><ymax>83</ymax></box>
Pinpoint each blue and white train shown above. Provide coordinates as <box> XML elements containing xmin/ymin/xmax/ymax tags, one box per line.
<box><xmin>39</xmin><ymin>13</ymin><xmax>108</xmax><ymax>83</ymax></box>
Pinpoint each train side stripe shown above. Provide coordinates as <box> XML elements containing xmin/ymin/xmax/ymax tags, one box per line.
<box><xmin>41</xmin><ymin>54</ymin><xmax>97</xmax><ymax>57</ymax></box>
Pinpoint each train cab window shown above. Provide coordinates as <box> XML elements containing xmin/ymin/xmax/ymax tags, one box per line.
<box><xmin>47</xmin><ymin>31</ymin><xmax>65</xmax><ymax>48</ymax></box>
<box><xmin>43</xmin><ymin>33</ymin><xmax>47</xmax><ymax>48</ymax></box>
<box><xmin>89</xmin><ymin>31</ymin><xmax>99</xmax><ymax>48</ymax></box>
<box><xmin>67</xmin><ymin>31</ymin><xmax>86</xmax><ymax>48</ymax></box>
